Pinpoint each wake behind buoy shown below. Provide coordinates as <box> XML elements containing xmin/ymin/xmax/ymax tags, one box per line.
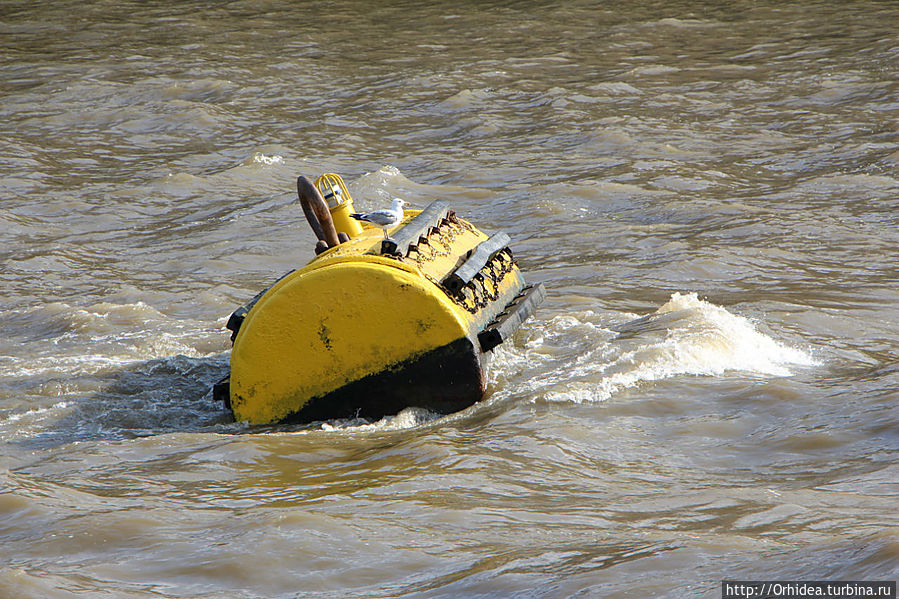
<box><xmin>213</xmin><ymin>173</ymin><xmax>545</xmax><ymax>425</ymax></box>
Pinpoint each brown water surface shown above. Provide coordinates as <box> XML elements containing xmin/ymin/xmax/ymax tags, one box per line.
<box><xmin>1</xmin><ymin>1</ymin><xmax>897</xmax><ymax>597</ymax></box>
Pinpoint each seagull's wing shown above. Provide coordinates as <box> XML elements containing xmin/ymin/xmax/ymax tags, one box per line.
<box><xmin>359</xmin><ymin>209</ymin><xmax>399</xmax><ymax>226</ymax></box>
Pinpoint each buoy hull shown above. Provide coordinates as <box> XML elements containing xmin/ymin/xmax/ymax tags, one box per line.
<box><xmin>280</xmin><ymin>336</ymin><xmax>485</xmax><ymax>423</ymax></box>
<box><xmin>218</xmin><ymin>202</ymin><xmax>542</xmax><ymax>425</ymax></box>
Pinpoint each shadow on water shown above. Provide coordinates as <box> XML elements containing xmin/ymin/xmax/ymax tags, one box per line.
<box><xmin>11</xmin><ymin>354</ymin><xmax>238</xmax><ymax>450</ymax></box>
<box><xmin>10</xmin><ymin>352</ymin><xmax>505</xmax><ymax>451</ymax></box>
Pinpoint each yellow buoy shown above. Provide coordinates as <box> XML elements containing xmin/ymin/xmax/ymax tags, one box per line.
<box><xmin>214</xmin><ymin>173</ymin><xmax>545</xmax><ymax>424</ymax></box>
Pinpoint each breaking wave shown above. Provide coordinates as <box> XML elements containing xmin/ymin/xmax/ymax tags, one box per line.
<box><xmin>489</xmin><ymin>292</ymin><xmax>817</xmax><ymax>404</ymax></box>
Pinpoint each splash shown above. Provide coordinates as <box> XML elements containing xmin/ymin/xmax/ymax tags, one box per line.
<box><xmin>247</xmin><ymin>152</ymin><xmax>284</xmax><ymax>167</ymax></box>
<box><xmin>632</xmin><ymin>292</ymin><xmax>814</xmax><ymax>374</ymax></box>
<box><xmin>490</xmin><ymin>292</ymin><xmax>817</xmax><ymax>404</ymax></box>
<box><xmin>317</xmin><ymin>406</ymin><xmax>443</xmax><ymax>433</ymax></box>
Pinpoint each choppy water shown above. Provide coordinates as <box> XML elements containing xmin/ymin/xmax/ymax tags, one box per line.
<box><xmin>2</xmin><ymin>1</ymin><xmax>898</xmax><ymax>597</ymax></box>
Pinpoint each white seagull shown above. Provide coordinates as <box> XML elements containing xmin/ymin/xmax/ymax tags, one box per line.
<box><xmin>350</xmin><ymin>198</ymin><xmax>407</xmax><ymax>239</ymax></box>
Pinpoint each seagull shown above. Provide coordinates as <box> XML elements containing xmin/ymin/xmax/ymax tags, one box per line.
<box><xmin>350</xmin><ymin>198</ymin><xmax>407</xmax><ymax>239</ymax></box>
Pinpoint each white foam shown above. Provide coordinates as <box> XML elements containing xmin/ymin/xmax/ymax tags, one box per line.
<box><xmin>2</xmin><ymin>401</ymin><xmax>71</xmax><ymax>424</ymax></box>
<box><xmin>318</xmin><ymin>406</ymin><xmax>443</xmax><ymax>433</ymax></box>
<box><xmin>248</xmin><ymin>152</ymin><xmax>284</xmax><ymax>166</ymax></box>
<box><xmin>491</xmin><ymin>292</ymin><xmax>817</xmax><ymax>404</ymax></box>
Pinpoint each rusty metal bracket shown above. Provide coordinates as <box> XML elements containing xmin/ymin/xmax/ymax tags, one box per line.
<box><xmin>442</xmin><ymin>232</ymin><xmax>511</xmax><ymax>296</ymax></box>
<box><xmin>380</xmin><ymin>200</ymin><xmax>450</xmax><ymax>256</ymax></box>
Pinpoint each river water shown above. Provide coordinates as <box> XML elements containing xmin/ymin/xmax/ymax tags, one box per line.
<box><xmin>1</xmin><ymin>1</ymin><xmax>897</xmax><ymax>597</ymax></box>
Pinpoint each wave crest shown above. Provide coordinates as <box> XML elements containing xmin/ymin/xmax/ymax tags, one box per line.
<box><xmin>490</xmin><ymin>292</ymin><xmax>816</xmax><ymax>404</ymax></box>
